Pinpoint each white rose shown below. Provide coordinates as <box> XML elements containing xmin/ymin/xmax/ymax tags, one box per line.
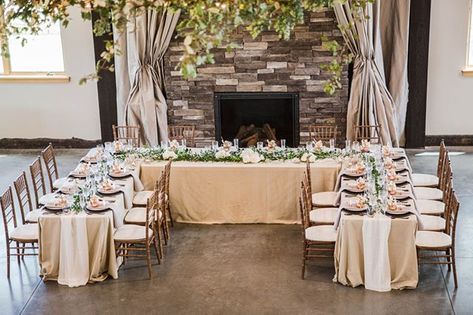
<box><xmin>215</xmin><ymin>150</ymin><xmax>230</xmax><ymax>159</ymax></box>
<box><xmin>162</xmin><ymin>150</ymin><xmax>177</xmax><ymax>160</ymax></box>
<box><xmin>301</xmin><ymin>153</ymin><xmax>308</xmax><ymax>162</ymax></box>
<box><xmin>308</xmin><ymin>154</ymin><xmax>316</xmax><ymax>163</ymax></box>
<box><xmin>291</xmin><ymin>157</ymin><xmax>301</xmax><ymax>163</ymax></box>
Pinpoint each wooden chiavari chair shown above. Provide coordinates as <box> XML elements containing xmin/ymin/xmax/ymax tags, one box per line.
<box><xmin>412</xmin><ymin>140</ymin><xmax>447</xmax><ymax>188</ymax></box>
<box><xmin>114</xmin><ymin>190</ymin><xmax>160</xmax><ymax>279</ymax></box>
<box><xmin>308</xmin><ymin>125</ymin><xmax>337</xmax><ymax>144</ymax></box>
<box><xmin>163</xmin><ymin>160</ymin><xmax>173</xmax><ymax>228</ymax></box>
<box><xmin>168</xmin><ymin>125</ymin><xmax>196</xmax><ymax>147</ymax></box>
<box><xmin>414</xmin><ymin>150</ymin><xmax>451</xmax><ymax>201</ymax></box>
<box><xmin>306</xmin><ymin>160</ymin><xmax>338</xmax><ymax>208</ymax></box>
<box><xmin>416</xmin><ymin>192</ymin><xmax>460</xmax><ymax>288</ymax></box>
<box><xmin>41</xmin><ymin>143</ymin><xmax>67</xmax><ymax>192</ymax></box>
<box><xmin>29</xmin><ymin>157</ymin><xmax>46</xmax><ymax>208</ymax></box>
<box><xmin>13</xmin><ymin>172</ymin><xmax>43</xmax><ymax>224</ymax></box>
<box><xmin>112</xmin><ymin>125</ymin><xmax>141</xmax><ymax>148</ymax></box>
<box><xmin>300</xmin><ymin>182</ymin><xmax>336</xmax><ymax>280</ymax></box>
<box><xmin>354</xmin><ymin>125</ymin><xmax>382</xmax><ymax>144</ymax></box>
<box><xmin>1</xmin><ymin>187</ymin><xmax>39</xmax><ymax>278</ymax></box>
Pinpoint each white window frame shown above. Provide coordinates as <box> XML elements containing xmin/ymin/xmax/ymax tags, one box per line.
<box><xmin>463</xmin><ymin>0</ymin><xmax>473</xmax><ymax>76</ymax></box>
<box><xmin>0</xmin><ymin>5</ymin><xmax>70</xmax><ymax>83</ymax></box>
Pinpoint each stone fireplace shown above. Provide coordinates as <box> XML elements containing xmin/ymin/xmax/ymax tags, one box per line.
<box><xmin>164</xmin><ymin>8</ymin><xmax>348</xmax><ymax>147</ymax></box>
<box><xmin>215</xmin><ymin>92</ymin><xmax>299</xmax><ymax>147</ymax></box>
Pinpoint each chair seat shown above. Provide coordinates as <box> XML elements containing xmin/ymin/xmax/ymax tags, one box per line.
<box><xmin>53</xmin><ymin>177</ymin><xmax>68</xmax><ymax>190</ymax></box>
<box><xmin>114</xmin><ymin>225</ymin><xmax>154</xmax><ymax>242</ymax></box>
<box><xmin>10</xmin><ymin>224</ymin><xmax>39</xmax><ymax>242</ymax></box>
<box><xmin>25</xmin><ymin>209</ymin><xmax>44</xmax><ymax>223</ymax></box>
<box><xmin>312</xmin><ymin>192</ymin><xmax>338</xmax><ymax>207</ymax></box>
<box><xmin>309</xmin><ymin>208</ymin><xmax>337</xmax><ymax>224</ymax></box>
<box><xmin>416</xmin><ymin>231</ymin><xmax>451</xmax><ymax>248</ymax></box>
<box><xmin>420</xmin><ymin>215</ymin><xmax>446</xmax><ymax>231</ymax></box>
<box><xmin>417</xmin><ymin>199</ymin><xmax>445</xmax><ymax>215</ymax></box>
<box><xmin>133</xmin><ymin>191</ymin><xmax>154</xmax><ymax>206</ymax></box>
<box><xmin>414</xmin><ymin>187</ymin><xmax>443</xmax><ymax>201</ymax></box>
<box><xmin>412</xmin><ymin>173</ymin><xmax>439</xmax><ymax>187</ymax></box>
<box><xmin>124</xmin><ymin>207</ymin><xmax>162</xmax><ymax>224</ymax></box>
<box><xmin>305</xmin><ymin>225</ymin><xmax>337</xmax><ymax>242</ymax></box>
<box><xmin>38</xmin><ymin>193</ymin><xmax>57</xmax><ymax>205</ymax></box>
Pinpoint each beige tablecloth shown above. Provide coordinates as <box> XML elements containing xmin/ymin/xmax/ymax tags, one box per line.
<box><xmin>334</xmin><ymin>213</ymin><xmax>418</xmax><ymax>290</ymax></box>
<box><xmin>140</xmin><ymin>159</ymin><xmax>341</xmax><ymax>224</ymax></box>
<box><xmin>39</xmin><ymin>213</ymin><xmax>118</xmax><ymax>287</ymax></box>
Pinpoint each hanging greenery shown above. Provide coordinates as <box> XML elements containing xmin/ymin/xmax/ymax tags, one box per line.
<box><xmin>0</xmin><ymin>0</ymin><xmax>372</xmax><ymax>94</ymax></box>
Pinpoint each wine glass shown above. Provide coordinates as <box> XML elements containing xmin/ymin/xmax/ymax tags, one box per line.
<box><xmin>280</xmin><ymin>139</ymin><xmax>286</xmax><ymax>149</ymax></box>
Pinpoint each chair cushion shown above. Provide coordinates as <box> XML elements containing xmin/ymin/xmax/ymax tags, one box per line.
<box><xmin>312</xmin><ymin>192</ymin><xmax>338</xmax><ymax>207</ymax></box>
<box><xmin>114</xmin><ymin>225</ymin><xmax>154</xmax><ymax>241</ymax></box>
<box><xmin>416</xmin><ymin>231</ymin><xmax>451</xmax><ymax>248</ymax></box>
<box><xmin>420</xmin><ymin>215</ymin><xmax>446</xmax><ymax>231</ymax></box>
<box><xmin>10</xmin><ymin>224</ymin><xmax>39</xmax><ymax>241</ymax></box>
<box><xmin>305</xmin><ymin>225</ymin><xmax>337</xmax><ymax>242</ymax></box>
<box><xmin>309</xmin><ymin>208</ymin><xmax>337</xmax><ymax>224</ymax></box>
<box><xmin>412</xmin><ymin>173</ymin><xmax>439</xmax><ymax>187</ymax></box>
<box><xmin>38</xmin><ymin>193</ymin><xmax>57</xmax><ymax>205</ymax></box>
<box><xmin>25</xmin><ymin>209</ymin><xmax>44</xmax><ymax>223</ymax></box>
<box><xmin>124</xmin><ymin>207</ymin><xmax>162</xmax><ymax>224</ymax></box>
<box><xmin>414</xmin><ymin>187</ymin><xmax>443</xmax><ymax>201</ymax></box>
<box><xmin>132</xmin><ymin>191</ymin><xmax>154</xmax><ymax>206</ymax></box>
<box><xmin>417</xmin><ymin>199</ymin><xmax>445</xmax><ymax>215</ymax></box>
<box><xmin>53</xmin><ymin>177</ymin><xmax>68</xmax><ymax>190</ymax></box>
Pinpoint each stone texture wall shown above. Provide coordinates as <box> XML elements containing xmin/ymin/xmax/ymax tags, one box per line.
<box><xmin>164</xmin><ymin>8</ymin><xmax>349</xmax><ymax>147</ymax></box>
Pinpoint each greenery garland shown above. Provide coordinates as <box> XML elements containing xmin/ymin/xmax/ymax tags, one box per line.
<box><xmin>0</xmin><ymin>0</ymin><xmax>373</xmax><ymax>94</ymax></box>
<box><xmin>115</xmin><ymin>146</ymin><xmax>340</xmax><ymax>163</ymax></box>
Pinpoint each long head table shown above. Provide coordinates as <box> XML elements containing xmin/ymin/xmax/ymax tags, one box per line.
<box><xmin>140</xmin><ymin>160</ymin><xmax>341</xmax><ymax>224</ymax></box>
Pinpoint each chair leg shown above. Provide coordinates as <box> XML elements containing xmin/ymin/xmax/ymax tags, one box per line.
<box><xmin>7</xmin><ymin>246</ymin><xmax>10</xmax><ymax>279</ymax></box>
<box><xmin>158</xmin><ymin>221</ymin><xmax>164</xmax><ymax>258</ymax></box>
<box><xmin>152</xmin><ymin>237</ymin><xmax>160</xmax><ymax>264</ymax></box>
<box><xmin>16</xmin><ymin>242</ymin><xmax>20</xmax><ymax>263</ymax></box>
<box><xmin>167</xmin><ymin>204</ymin><xmax>174</xmax><ymax>228</ymax></box>
<box><xmin>146</xmin><ymin>246</ymin><xmax>152</xmax><ymax>279</ymax></box>
<box><xmin>447</xmin><ymin>249</ymin><xmax>451</xmax><ymax>272</ymax></box>
<box><xmin>301</xmin><ymin>242</ymin><xmax>306</xmax><ymax>280</ymax></box>
<box><xmin>452</xmin><ymin>247</ymin><xmax>458</xmax><ymax>289</ymax></box>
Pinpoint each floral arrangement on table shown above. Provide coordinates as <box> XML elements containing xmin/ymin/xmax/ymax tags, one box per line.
<box><xmin>115</xmin><ymin>142</ymin><xmax>341</xmax><ymax>164</ymax></box>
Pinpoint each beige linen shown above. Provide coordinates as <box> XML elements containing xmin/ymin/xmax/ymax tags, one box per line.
<box><xmin>334</xmin><ymin>213</ymin><xmax>418</xmax><ymax>289</ymax></box>
<box><xmin>39</xmin><ymin>213</ymin><xmax>118</xmax><ymax>286</ymax></box>
<box><xmin>140</xmin><ymin>160</ymin><xmax>341</xmax><ymax>224</ymax></box>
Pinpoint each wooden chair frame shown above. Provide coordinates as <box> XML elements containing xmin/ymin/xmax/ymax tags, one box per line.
<box><xmin>29</xmin><ymin>157</ymin><xmax>47</xmax><ymax>208</ymax></box>
<box><xmin>168</xmin><ymin>125</ymin><xmax>196</xmax><ymax>147</ymax></box>
<box><xmin>112</xmin><ymin>125</ymin><xmax>141</xmax><ymax>148</ymax></box>
<box><xmin>309</xmin><ymin>125</ymin><xmax>337</xmax><ymax>144</ymax></box>
<box><xmin>354</xmin><ymin>125</ymin><xmax>382</xmax><ymax>144</ymax></box>
<box><xmin>41</xmin><ymin>143</ymin><xmax>59</xmax><ymax>192</ymax></box>
<box><xmin>13</xmin><ymin>172</ymin><xmax>35</xmax><ymax>224</ymax></box>
<box><xmin>164</xmin><ymin>160</ymin><xmax>173</xmax><ymax>228</ymax></box>
<box><xmin>417</xmin><ymin>192</ymin><xmax>460</xmax><ymax>288</ymax></box>
<box><xmin>1</xmin><ymin>187</ymin><xmax>38</xmax><ymax>278</ymax></box>
<box><xmin>115</xmin><ymin>191</ymin><xmax>160</xmax><ymax>279</ymax></box>
<box><xmin>300</xmin><ymin>183</ymin><xmax>335</xmax><ymax>280</ymax></box>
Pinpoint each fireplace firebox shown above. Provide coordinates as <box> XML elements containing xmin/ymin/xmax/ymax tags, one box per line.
<box><xmin>214</xmin><ymin>92</ymin><xmax>299</xmax><ymax>147</ymax></box>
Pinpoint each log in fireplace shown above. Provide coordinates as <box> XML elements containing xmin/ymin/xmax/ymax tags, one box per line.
<box><xmin>214</xmin><ymin>92</ymin><xmax>299</xmax><ymax>147</ymax></box>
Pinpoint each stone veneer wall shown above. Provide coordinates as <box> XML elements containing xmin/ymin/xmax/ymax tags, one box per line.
<box><xmin>163</xmin><ymin>8</ymin><xmax>349</xmax><ymax>147</ymax></box>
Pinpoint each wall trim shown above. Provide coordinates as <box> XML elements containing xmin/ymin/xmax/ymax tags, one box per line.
<box><xmin>425</xmin><ymin>135</ymin><xmax>473</xmax><ymax>146</ymax></box>
<box><xmin>0</xmin><ymin>138</ymin><xmax>101</xmax><ymax>149</ymax></box>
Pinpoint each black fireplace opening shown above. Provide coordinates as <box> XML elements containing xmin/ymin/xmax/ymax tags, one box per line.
<box><xmin>214</xmin><ymin>92</ymin><xmax>299</xmax><ymax>147</ymax></box>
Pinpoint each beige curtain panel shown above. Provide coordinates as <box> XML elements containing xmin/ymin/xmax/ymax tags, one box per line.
<box><xmin>114</xmin><ymin>8</ymin><xmax>180</xmax><ymax>146</ymax></box>
<box><xmin>333</xmin><ymin>1</ymin><xmax>400</xmax><ymax>147</ymax></box>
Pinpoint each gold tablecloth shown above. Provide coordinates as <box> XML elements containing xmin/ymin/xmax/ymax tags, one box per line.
<box><xmin>140</xmin><ymin>160</ymin><xmax>341</xmax><ymax>224</ymax></box>
<box><xmin>334</xmin><ymin>213</ymin><xmax>418</xmax><ymax>289</ymax></box>
<box><xmin>39</xmin><ymin>213</ymin><xmax>118</xmax><ymax>287</ymax></box>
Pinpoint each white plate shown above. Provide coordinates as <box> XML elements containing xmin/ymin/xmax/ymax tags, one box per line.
<box><xmin>98</xmin><ymin>187</ymin><xmax>121</xmax><ymax>195</ymax></box>
<box><xmin>87</xmin><ymin>202</ymin><xmax>110</xmax><ymax>211</ymax></box>
<box><xmin>343</xmin><ymin>200</ymin><xmax>368</xmax><ymax>212</ymax></box>
<box><xmin>343</xmin><ymin>169</ymin><xmax>366</xmax><ymax>177</ymax></box>
<box><xmin>386</xmin><ymin>207</ymin><xmax>411</xmax><ymax>215</ymax></box>
<box><xmin>109</xmin><ymin>171</ymin><xmax>131</xmax><ymax>178</ymax></box>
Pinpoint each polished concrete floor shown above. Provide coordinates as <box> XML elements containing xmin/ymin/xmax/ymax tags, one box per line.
<box><xmin>0</xmin><ymin>148</ymin><xmax>472</xmax><ymax>315</ymax></box>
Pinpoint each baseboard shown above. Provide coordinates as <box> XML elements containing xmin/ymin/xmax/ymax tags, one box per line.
<box><xmin>425</xmin><ymin>135</ymin><xmax>473</xmax><ymax>146</ymax></box>
<box><xmin>0</xmin><ymin>137</ymin><xmax>101</xmax><ymax>149</ymax></box>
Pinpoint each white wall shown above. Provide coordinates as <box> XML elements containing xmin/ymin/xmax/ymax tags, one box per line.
<box><xmin>0</xmin><ymin>7</ymin><xmax>101</xmax><ymax>141</ymax></box>
<box><xmin>426</xmin><ymin>0</ymin><xmax>473</xmax><ymax>135</ymax></box>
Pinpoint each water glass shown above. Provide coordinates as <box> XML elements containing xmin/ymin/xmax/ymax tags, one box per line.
<box><xmin>306</xmin><ymin>141</ymin><xmax>313</xmax><ymax>151</ymax></box>
<box><xmin>79</xmin><ymin>194</ymin><xmax>86</xmax><ymax>211</ymax></box>
<box><xmin>160</xmin><ymin>140</ymin><xmax>169</xmax><ymax>149</ymax></box>
<box><xmin>280</xmin><ymin>139</ymin><xmax>286</xmax><ymax>149</ymax></box>
<box><xmin>257</xmin><ymin>142</ymin><xmax>264</xmax><ymax>150</ymax></box>
<box><xmin>233</xmin><ymin>138</ymin><xmax>239</xmax><ymax>149</ymax></box>
<box><xmin>181</xmin><ymin>138</ymin><xmax>187</xmax><ymax>148</ymax></box>
<box><xmin>345</xmin><ymin>139</ymin><xmax>351</xmax><ymax>151</ymax></box>
<box><xmin>211</xmin><ymin>140</ymin><xmax>219</xmax><ymax>151</ymax></box>
<box><xmin>329</xmin><ymin>139</ymin><xmax>336</xmax><ymax>151</ymax></box>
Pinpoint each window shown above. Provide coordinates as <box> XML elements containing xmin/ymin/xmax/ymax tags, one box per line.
<box><xmin>0</xmin><ymin>6</ymin><xmax>69</xmax><ymax>82</ymax></box>
<box><xmin>464</xmin><ymin>0</ymin><xmax>473</xmax><ymax>75</ymax></box>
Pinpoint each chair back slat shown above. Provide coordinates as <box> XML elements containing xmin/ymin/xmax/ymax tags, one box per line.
<box><xmin>309</xmin><ymin>125</ymin><xmax>337</xmax><ymax>144</ymax></box>
<box><xmin>354</xmin><ymin>125</ymin><xmax>382</xmax><ymax>144</ymax></box>
<box><xmin>1</xmin><ymin>187</ymin><xmax>18</xmax><ymax>238</ymax></box>
<box><xmin>112</xmin><ymin>125</ymin><xmax>140</xmax><ymax>147</ymax></box>
<box><xmin>446</xmin><ymin>192</ymin><xmax>460</xmax><ymax>238</ymax></box>
<box><xmin>13</xmin><ymin>172</ymin><xmax>32</xmax><ymax>224</ymax></box>
<box><xmin>299</xmin><ymin>182</ymin><xmax>311</xmax><ymax>230</ymax></box>
<box><xmin>30</xmin><ymin>157</ymin><xmax>46</xmax><ymax>208</ymax></box>
<box><xmin>168</xmin><ymin>125</ymin><xmax>196</xmax><ymax>147</ymax></box>
<box><xmin>41</xmin><ymin>143</ymin><xmax>59</xmax><ymax>192</ymax></box>
<box><xmin>437</xmin><ymin>140</ymin><xmax>447</xmax><ymax>178</ymax></box>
